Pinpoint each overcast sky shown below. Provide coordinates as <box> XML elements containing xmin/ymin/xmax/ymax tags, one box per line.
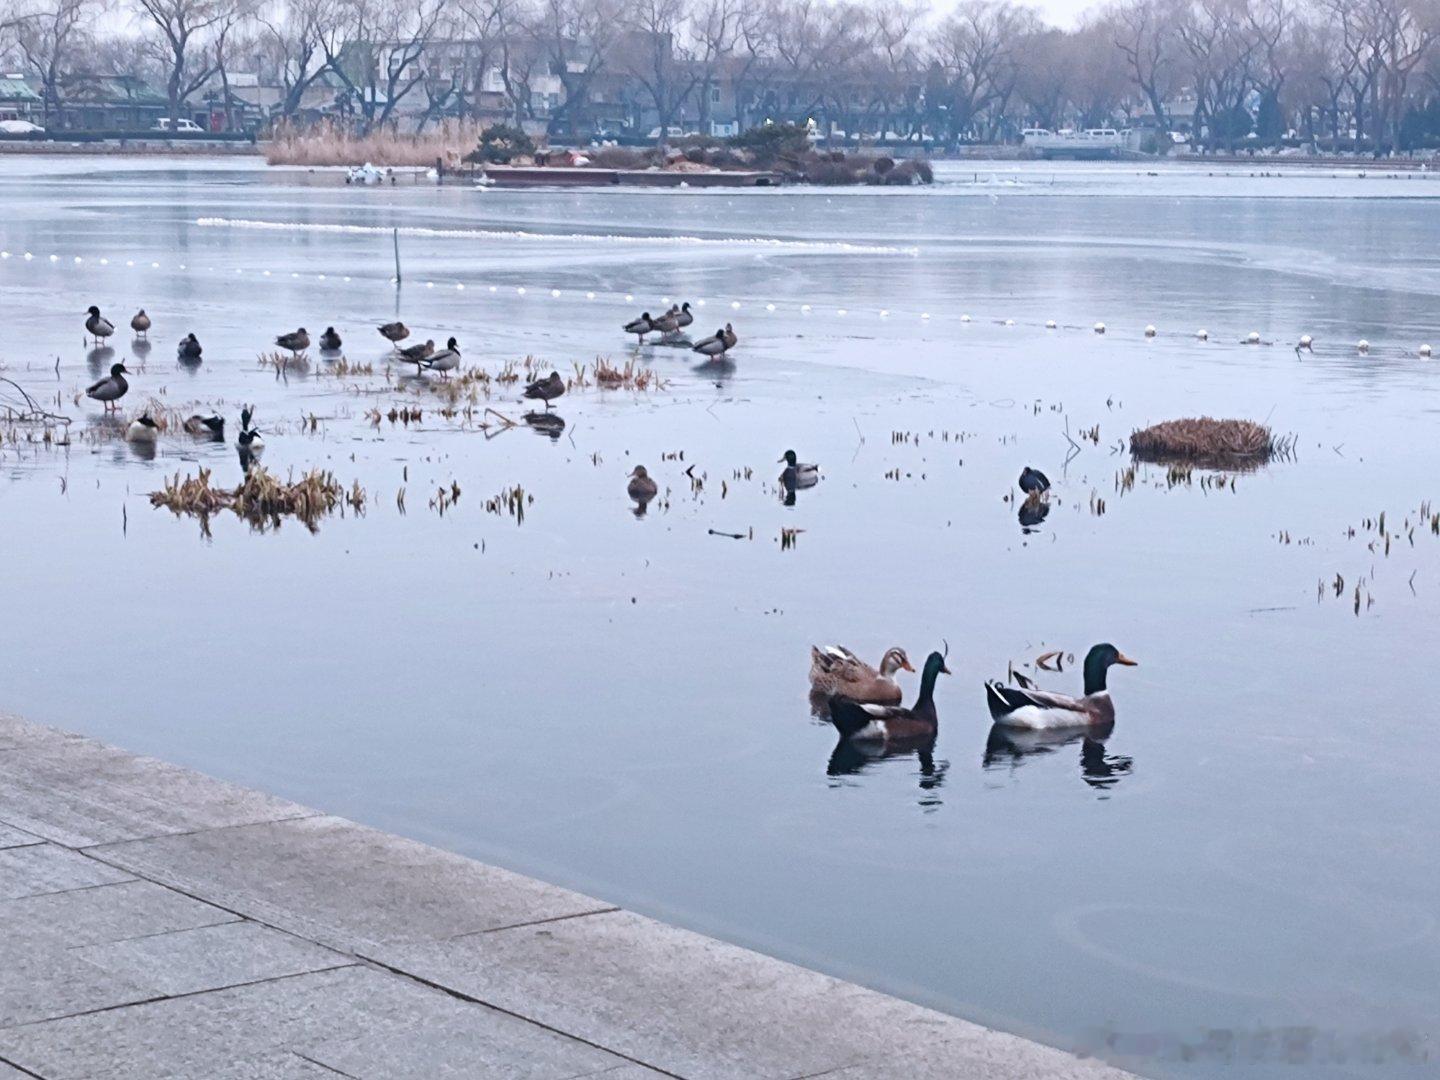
<box><xmin>935</xmin><ymin>0</ymin><xmax>1099</xmax><ymax>30</ymax></box>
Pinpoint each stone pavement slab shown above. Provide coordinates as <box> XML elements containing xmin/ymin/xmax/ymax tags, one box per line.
<box><xmin>0</xmin><ymin>965</ymin><xmax>638</xmax><ymax>1080</ymax></box>
<box><xmin>0</xmin><ymin>824</ymin><xmax>39</xmax><ymax>850</ymax></box>
<box><xmin>1</xmin><ymin>939</ymin><xmax>157</xmax><ymax>1027</ymax></box>
<box><xmin>0</xmin><ymin>878</ymin><xmax>236</xmax><ymax>948</ymax></box>
<box><xmin>92</xmin><ymin>814</ymin><xmax>616</xmax><ymax>953</ymax></box>
<box><xmin>0</xmin><ymin>720</ymin><xmax>314</xmax><ymax>847</ymax></box>
<box><xmin>0</xmin><ymin>842</ymin><xmax>133</xmax><ymax>901</ymax></box>
<box><xmin>73</xmin><ymin>920</ymin><xmax>352</xmax><ymax>997</ymax></box>
<box><xmin>369</xmin><ymin>908</ymin><xmax>1132</xmax><ymax>1080</ymax></box>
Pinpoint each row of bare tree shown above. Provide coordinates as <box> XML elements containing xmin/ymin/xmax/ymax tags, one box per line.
<box><xmin>2</xmin><ymin>0</ymin><xmax>1438</xmax><ymax>150</ymax></box>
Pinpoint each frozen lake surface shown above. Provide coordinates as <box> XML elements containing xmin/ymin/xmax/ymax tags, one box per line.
<box><xmin>2</xmin><ymin>156</ymin><xmax>1439</xmax><ymax>1078</ymax></box>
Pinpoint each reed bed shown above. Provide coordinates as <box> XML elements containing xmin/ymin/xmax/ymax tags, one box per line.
<box><xmin>1130</xmin><ymin>417</ymin><xmax>1294</xmax><ymax>466</ymax></box>
<box><xmin>265</xmin><ymin>121</ymin><xmax>483</xmax><ymax>168</ymax></box>
<box><xmin>150</xmin><ymin>466</ymin><xmax>359</xmax><ymax>533</ymax></box>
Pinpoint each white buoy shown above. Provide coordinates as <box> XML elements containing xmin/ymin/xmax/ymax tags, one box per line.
<box><xmin>1045</xmin><ymin>319</ymin><xmax>1056</xmax><ymax>329</ymax></box>
<box><xmin>1247</xmin><ymin>331</ymin><xmax>1260</xmax><ymax>344</ymax></box>
<box><xmin>100</xmin><ymin>258</ymin><xmax>108</xmax><ymax>265</ymax></box>
<box><xmin>1196</xmin><ymin>329</ymin><xmax>1208</xmax><ymax>340</ymax></box>
<box><xmin>1144</xmin><ymin>325</ymin><xmax>1156</xmax><ymax>337</ymax></box>
<box><xmin>624</xmin><ymin>293</ymin><xmax>633</xmax><ymax>302</ymax></box>
<box><xmin>0</xmin><ymin>251</ymin><xmax>8</xmax><ymax>258</ymax></box>
<box><xmin>801</xmin><ymin>304</ymin><xmax>811</xmax><ymax>313</ymax></box>
<box><xmin>837</xmin><ymin>308</ymin><xmax>848</xmax><ymax>316</ymax></box>
<box><xmin>1004</xmin><ymin>318</ymin><xmax>1015</xmax><ymax>326</ymax></box>
<box><xmin>695</xmin><ymin>299</ymin><xmax>706</xmax><ymax>306</ymax></box>
<box><xmin>1357</xmin><ymin>339</ymin><xmax>1370</xmax><ymax>353</ymax></box>
<box><xmin>879</xmin><ymin>309</ymin><xmax>889</xmax><ymax>317</ymax></box>
<box><xmin>766</xmin><ymin>303</ymin><xmax>775</xmax><ymax>311</ymax></box>
<box><xmin>1094</xmin><ymin>322</ymin><xmax>1106</xmax><ymax>334</ymax></box>
<box><xmin>517</xmin><ymin>286</ymin><xmax>526</xmax><ymax>295</ymax></box>
<box><xmin>73</xmin><ymin>256</ymin><xmax>82</xmax><ymax>264</ymax></box>
<box><xmin>960</xmin><ymin>314</ymin><xmax>971</xmax><ymax>323</ymax></box>
<box><xmin>586</xmin><ymin>291</ymin><xmax>595</xmax><ymax>299</ymax></box>
<box><xmin>1420</xmin><ymin>343</ymin><xmax>1433</xmax><ymax>358</ymax></box>
<box><xmin>262</xmin><ymin>270</ymin><xmax>271</xmax><ymax>276</ymax></box>
<box><xmin>1299</xmin><ymin>334</ymin><xmax>1313</xmax><ymax>349</ymax></box>
<box><xmin>48</xmin><ymin>254</ymin><xmax>58</xmax><ymax>262</ymax></box>
<box><xmin>551</xmin><ymin>289</ymin><xmax>560</xmax><ymax>297</ymax></box>
<box><xmin>730</xmin><ymin>301</ymin><xmax>741</xmax><ymax>310</ymax></box>
<box><xmin>920</xmin><ymin>312</ymin><xmax>930</xmax><ymax>320</ymax></box>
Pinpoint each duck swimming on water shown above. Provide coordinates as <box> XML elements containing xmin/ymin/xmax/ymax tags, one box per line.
<box><xmin>183</xmin><ymin>414</ymin><xmax>224</xmax><ymax>438</ymax></box>
<box><xmin>779</xmin><ymin>449</ymin><xmax>819</xmax><ymax>489</ymax></box>
<box><xmin>984</xmin><ymin>643</ymin><xmax>1136</xmax><ymax>730</ymax></box>
<box><xmin>810</xmin><ymin>645</ymin><xmax>914</xmax><ymax>705</ymax></box>
<box><xmin>125</xmin><ymin>414</ymin><xmax>160</xmax><ymax>443</ymax></box>
<box><xmin>828</xmin><ymin>648</ymin><xmax>951</xmax><ymax>742</ymax></box>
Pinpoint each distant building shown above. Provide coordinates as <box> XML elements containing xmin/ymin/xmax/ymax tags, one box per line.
<box><xmin>0</xmin><ymin>74</ymin><xmax>42</xmax><ymax>123</ymax></box>
<box><xmin>56</xmin><ymin>75</ymin><xmax>168</xmax><ymax>131</ymax></box>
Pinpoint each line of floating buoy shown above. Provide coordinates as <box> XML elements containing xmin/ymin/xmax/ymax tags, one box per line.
<box><xmin>3</xmin><ymin>248</ymin><xmax>1435</xmax><ymax>359</ymax></box>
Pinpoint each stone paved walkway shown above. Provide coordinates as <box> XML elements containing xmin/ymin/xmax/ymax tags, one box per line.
<box><xmin>0</xmin><ymin>713</ymin><xmax>1135</xmax><ymax>1079</ymax></box>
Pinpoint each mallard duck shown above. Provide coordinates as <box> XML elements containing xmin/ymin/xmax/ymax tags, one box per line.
<box><xmin>523</xmin><ymin>370</ymin><xmax>565</xmax><ymax>409</ymax></box>
<box><xmin>984</xmin><ymin>643</ymin><xmax>1136</xmax><ymax>730</ymax></box>
<box><xmin>692</xmin><ymin>323</ymin><xmax>736</xmax><ymax>358</ymax></box>
<box><xmin>627</xmin><ymin>465</ymin><xmax>658</xmax><ymax>502</ymax></box>
<box><xmin>183</xmin><ymin>414</ymin><xmax>224</xmax><ymax>438</ymax></box>
<box><xmin>421</xmin><ymin>337</ymin><xmax>460</xmax><ymax>377</ymax></box>
<box><xmin>85</xmin><ymin>362</ymin><xmax>129</xmax><ymax>411</ymax></box>
<box><xmin>319</xmin><ymin>327</ymin><xmax>343</xmax><ymax>351</ymax></box>
<box><xmin>378</xmin><ymin>321</ymin><xmax>409</xmax><ymax>345</ymax></box>
<box><xmin>399</xmin><ymin>339</ymin><xmax>435</xmax><ymax>364</ymax></box>
<box><xmin>624</xmin><ymin>312</ymin><xmax>655</xmax><ymax>343</ymax></box>
<box><xmin>177</xmin><ymin>333</ymin><xmax>202</xmax><ymax>361</ymax></box>
<box><xmin>651</xmin><ymin>306</ymin><xmax>681</xmax><ymax>334</ymax></box>
<box><xmin>85</xmin><ymin>306</ymin><xmax>115</xmax><ymax>345</ymax></box>
<box><xmin>275</xmin><ymin>328</ymin><xmax>310</xmax><ymax>355</ymax></box>
<box><xmin>1019</xmin><ymin>466</ymin><xmax>1050</xmax><ymax>496</ymax></box>
<box><xmin>130</xmin><ymin>309</ymin><xmax>151</xmax><ymax>339</ymax></box>
<box><xmin>810</xmin><ymin>645</ymin><xmax>914</xmax><ymax>705</ymax></box>
<box><xmin>124</xmin><ymin>414</ymin><xmax>159</xmax><ymax>443</ymax></box>
<box><xmin>674</xmin><ymin>301</ymin><xmax>693</xmax><ymax>329</ymax></box>
<box><xmin>779</xmin><ymin>449</ymin><xmax>819</xmax><ymax>489</ymax></box>
<box><xmin>828</xmin><ymin>649</ymin><xmax>951</xmax><ymax>741</ymax></box>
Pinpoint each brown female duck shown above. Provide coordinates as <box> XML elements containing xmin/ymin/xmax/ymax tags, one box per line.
<box><xmin>809</xmin><ymin>645</ymin><xmax>914</xmax><ymax>705</ymax></box>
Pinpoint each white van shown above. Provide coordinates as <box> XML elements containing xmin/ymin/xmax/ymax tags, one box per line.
<box><xmin>151</xmin><ymin>118</ymin><xmax>204</xmax><ymax>133</ymax></box>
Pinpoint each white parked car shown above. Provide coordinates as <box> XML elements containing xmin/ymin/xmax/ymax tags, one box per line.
<box><xmin>0</xmin><ymin>119</ymin><xmax>44</xmax><ymax>134</ymax></box>
<box><xmin>151</xmin><ymin>117</ymin><xmax>204</xmax><ymax>133</ymax></box>
<box><xmin>646</xmin><ymin>126</ymin><xmax>688</xmax><ymax>140</ymax></box>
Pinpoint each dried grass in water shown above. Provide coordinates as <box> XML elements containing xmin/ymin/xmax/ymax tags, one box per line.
<box><xmin>1130</xmin><ymin>417</ymin><xmax>1294</xmax><ymax>467</ymax></box>
<box><xmin>150</xmin><ymin>466</ymin><xmax>356</xmax><ymax>533</ymax></box>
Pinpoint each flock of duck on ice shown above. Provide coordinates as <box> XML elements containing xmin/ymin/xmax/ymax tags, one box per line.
<box><xmin>77</xmin><ymin>301</ymin><xmax>1134</xmax><ymax>764</ymax></box>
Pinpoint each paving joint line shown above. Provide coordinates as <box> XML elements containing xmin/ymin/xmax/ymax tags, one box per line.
<box><xmin>467</xmin><ymin>905</ymin><xmax>622</xmax><ymax>937</ymax></box>
<box><xmin>357</xmin><ymin>952</ymin><xmax>687</xmax><ymax>1080</ymax></box>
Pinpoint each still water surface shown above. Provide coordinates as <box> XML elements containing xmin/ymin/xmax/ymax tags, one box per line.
<box><xmin>2</xmin><ymin>157</ymin><xmax>1438</xmax><ymax>1077</ymax></box>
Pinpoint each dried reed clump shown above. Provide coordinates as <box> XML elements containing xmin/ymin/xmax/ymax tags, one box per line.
<box><xmin>265</xmin><ymin>120</ymin><xmax>483</xmax><ymax>168</ymax></box>
<box><xmin>150</xmin><ymin>466</ymin><xmax>356</xmax><ymax>533</ymax></box>
<box><xmin>588</xmin><ymin>356</ymin><xmax>668</xmax><ymax>392</ymax></box>
<box><xmin>1130</xmin><ymin>417</ymin><xmax>1292</xmax><ymax>466</ymax></box>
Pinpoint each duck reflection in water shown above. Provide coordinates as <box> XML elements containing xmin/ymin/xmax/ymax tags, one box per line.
<box><xmin>524</xmin><ymin>411</ymin><xmax>565</xmax><ymax>441</ymax></box>
<box><xmin>1018</xmin><ymin>497</ymin><xmax>1050</xmax><ymax>532</ymax></box>
<box><xmin>983</xmin><ymin>721</ymin><xmax>1133</xmax><ymax>793</ymax></box>
<box><xmin>86</xmin><ymin>345</ymin><xmax>115</xmax><ymax>376</ymax></box>
<box><xmin>131</xmin><ymin>337</ymin><xmax>152</xmax><ymax>362</ymax></box>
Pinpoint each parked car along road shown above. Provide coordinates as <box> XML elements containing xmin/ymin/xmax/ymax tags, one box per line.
<box><xmin>0</xmin><ymin>119</ymin><xmax>44</xmax><ymax>134</ymax></box>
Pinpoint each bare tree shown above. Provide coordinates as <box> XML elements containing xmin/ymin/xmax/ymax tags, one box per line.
<box><xmin>615</xmin><ymin>0</ymin><xmax>697</xmax><ymax>146</ymax></box>
<box><xmin>257</xmin><ymin>0</ymin><xmax>332</xmax><ymax>122</ymax></box>
<box><xmin>10</xmin><ymin>0</ymin><xmax>102</xmax><ymax>125</ymax></box>
<box><xmin>318</xmin><ymin>0</ymin><xmax>444</xmax><ymax>133</ymax></box>
<box><xmin>529</xmin><ymin>0</ymin><xmax>620</xmax><ymax>137</ymax></box>
<box><xmin>130</xmin><ymin>0</ymin><xmax>255</xmax><ymax>127</ymax></box>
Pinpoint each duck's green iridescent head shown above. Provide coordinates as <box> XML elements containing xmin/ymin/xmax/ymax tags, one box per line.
<box><xmin>1084</xmin><ymin>643</ymin><xmax>1137</xmax><ymax>695</ymax></box>
<box><xmin>779</xmin><ymin>449</ymin><xmax>798</xmax><ymax>467</ymax></box>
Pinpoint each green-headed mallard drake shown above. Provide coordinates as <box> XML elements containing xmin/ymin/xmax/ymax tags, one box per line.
<box><xmin>1019</xmin><ymin>466</ymin><xmax>1050</xmax><ymax>496</ymax></box>
<box><xmin>692</xmin><ymin>323</ymin><xmax>736</xmax><ymax>358</ymax></box>
<box><xmin>177</xmin><ymin>333</ymin><xmax>202</xmax><ymax>361</ymax></box>
<box><xmin>275</xmin><ymin>327</ymin><xmax>309</xmax><ymax>355</ymax></box>
<box><xmin>238</xmin><ymin>406</ymin><xmax>264</xmax><ymax>456</ymax></box>
<box><xmin>985</xmin><ymin>643</ymin><xmax>1136</xmax><ymax>730</ymax></box>
<box><xmin>523</xmin><ymin>370</ymin><xmax>565</xmax><ymax>409</ymax></box>
<box><xmin>627</xmin><ymin>465</ymin><xmax>658</xmax><ymax>502</ymax></box>
<box><xmin>674</xmin><ymin>301</ymin><xmax>693</xmax><ymax>329</ymax></box>
<box><xmin>624</xmin><ymin>312</ymin><xmax>655</xmax><ymax>343</ymax></box>
<box><xmin>85</xmin><ymin>362</ymin><xmax>129</xmax><ymax>411</ymax></box>
<box><xmin>124</xmin><ymin>414</ymin><xmax>159</xmax><ymax>443</ymax></box>
<box><xmin>319</xmin><ymin>327</ymin><xmax>343</xmax><ymax>351</ymax></box>
<box><xmin>85</xmin><ymin>306</ymin><xmax>115</xmax><ymax>345</ymax></box>
<box><xmin>779</xmin><ymin>449</ymin><xmax>819</xmax><ymax>489</ymax></box>
<box><xmin>828</xmin><ymin>648</ymin><xmax>951</xmax><ymax>741</ymax></box>
<box><xmin>183</xmin><ymin>414</ymin><xmax>224</xmax><ymax>437</ymax></box>
<box><xmin>378</xmin><ymin>321</ymin><xmax>409</xmax><ymax>346</ymax></box>
<box><xmin>421</xmin><ymin>337</ymin><xmax>460</xmax><ymax>377</ymax></box>
<box><xmin>130</xmin><ymin>309</ymin><xmax>151</xmax><ymax>339</ymax></box>
<box><xmin>399</xmin><ymin>339</ymin><xmax>434</xmax><ymax>364</ymax></box>
<box><xmin>810</xmin><ymin>645</ymin><xmax>914</xmax><ymax>705</ymax></box>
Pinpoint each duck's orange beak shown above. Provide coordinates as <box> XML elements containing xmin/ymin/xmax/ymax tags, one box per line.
<box><xmin>1115</xmin><ymin>652</ymin><xmax>1138</xmax><ymax>666</ymax></box>
<box><xmin>901</xmin><ymin>658</ymin><xmax>916</xmax><ymax>672</ymax></box>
